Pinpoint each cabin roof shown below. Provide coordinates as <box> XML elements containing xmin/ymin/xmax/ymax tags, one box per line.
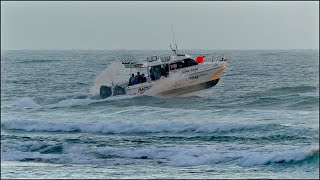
<box><xmin>120</xmin><ymin>54</ymin><xmax>193</xmax><ymax>68</ymax></box>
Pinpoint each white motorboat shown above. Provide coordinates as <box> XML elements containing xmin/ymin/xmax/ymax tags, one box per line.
<box><xmin>99</xmin><ymin>49</ymin><xmax>227</xmax><ymax>98</ymax></box>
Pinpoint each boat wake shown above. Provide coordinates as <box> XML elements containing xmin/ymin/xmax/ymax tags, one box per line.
<box><xmin>7</xmin><ymin>94</ymin><xmax>137</xmax><ymax>109</ymax></box>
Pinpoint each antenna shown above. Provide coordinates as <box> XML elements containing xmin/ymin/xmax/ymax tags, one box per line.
<box><xmin>170</xmin><ymin>25</ymin><xmax>178</xmax><ymax>54</ymax></box>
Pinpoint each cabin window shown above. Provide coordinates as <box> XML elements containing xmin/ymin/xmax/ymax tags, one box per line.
<box><xmin>184</xmin><ymin>58</ymin><xmax>198</xmax><ymax>67</ymax></box>
<box><xmin>150</xmin><ymin>65</ymin><xmax>161</xmax><ymax>80</ymax></box>
<box><xmin>177</xmin><ymin>62</ymin><xmax>184</xmax><ymax>69</ymax></box>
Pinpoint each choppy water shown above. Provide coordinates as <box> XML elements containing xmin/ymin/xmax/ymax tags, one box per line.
<box><xmin>1</xmin><ymin>50</ymin><xmax>319</xmax><ymax>179</ymax></box>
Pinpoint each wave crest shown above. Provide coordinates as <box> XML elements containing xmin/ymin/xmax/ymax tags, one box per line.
<box><xmin>239</xmin><ymin>146</ymin><xmax>319</xmax><ymax>166</ymax></box>
<box><xmin>2</xmin><ymin>140</ymin><xmax>318</xmax><ymax>167</ymax></box>
<box><xmin>2</xmin><ymin>120</ymin><xmax>282</xmax><ymax>134</ymax></box>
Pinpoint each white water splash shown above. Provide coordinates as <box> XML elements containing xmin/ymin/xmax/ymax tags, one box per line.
<box><xmin>90</xmin><ymin>61</ymin><xmax>130</xmax><ymax>95</ymax></box>
<box><xmin>10</xmin><ymin>97</ymin><xmax>42</xmax><ymax>108</ymax></box>
<box><xmin>45</xmin><ymin>95</ymin><xmax>135</xmax><ymax>108</ymax></box>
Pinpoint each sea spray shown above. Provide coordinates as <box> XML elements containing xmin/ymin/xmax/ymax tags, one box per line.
<box><xmin>90</xmin><ymin>61</ymin><xmax>130</xmax><ymax>94</ymax></box>
<box><xmin>10</xmin><ymin>97</ymin><xmax>42</xmax><ymax>108</ymax></box>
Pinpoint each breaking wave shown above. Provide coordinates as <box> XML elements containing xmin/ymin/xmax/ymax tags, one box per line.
<box><xmin>1</xmin><ymin>119</ymin><xmax>284</xmax><ymax>134</ymax></box>
<box><xmin>1</xmin><ymin>139</ymin><xmax>318</xmax><ymax>167</ymax></box>
<box><xmin>239</xmin><ymin>145</ymin><xmax>319</xmax><ymax>166</ymax></box>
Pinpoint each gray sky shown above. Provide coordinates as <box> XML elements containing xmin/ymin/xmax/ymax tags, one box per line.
<box><xmin>1</xmin><ymin>1</ymin><xmax>319</xmax><ymax>50</ymax></box>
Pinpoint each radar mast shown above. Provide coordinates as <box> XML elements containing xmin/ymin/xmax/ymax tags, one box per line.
<box><xmin>170</xmin><ymin>25</ymin><xmax>178</xmax><ymax>54</ymax></box>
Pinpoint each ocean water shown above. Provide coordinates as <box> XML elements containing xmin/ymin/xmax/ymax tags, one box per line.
<box><xmin>1</xmin><ymin>49</ymin><xmax>319</xmax><ymax>179</ymax></box>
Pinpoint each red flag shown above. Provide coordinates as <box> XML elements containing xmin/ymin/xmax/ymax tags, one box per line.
<box><xmin>196</xmin><ymin>56</ymin><xmax>205</xmax><ymax>63</ymax></box>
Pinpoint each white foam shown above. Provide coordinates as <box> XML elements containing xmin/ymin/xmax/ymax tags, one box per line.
<box><xmin>239</xmin><ymin>146</ymin><xmax>319</xmax><ymax>166</ymax></box>
<box><xmin>46</xmin><ymin>98</ymin><xmax>94</xmax><ymax>108</ymax></box>
<box><xmin>1</xmin><ymin>144</ymin><xmax>231</xmax><ymax>166</ymax></box>
<box><xmin>2</xmin><ymin>140</ymin><xmax>318</xmax><ymax>167</ymax></box>
<box><xmin>55</xmin><ymin>144</ymin><xmax>233</xmax><ymax>166</ymax></box>
<box><xmin>194</xmin><ymin>122</ymin><xmax>255</xmax><ymax>133</ymax></box>
<box><xmin>2</xmin><ymin>140</ymin><xmax>47</xmax><ymax>152</ymax></box>
<box><xmin>1</xmin><ymin>119</ymin><xmax>266</xmax><ymax>134</ymax></box>
<box><xmin>10</xmin><ymin>97</ymin><xmax>41</xmax><ymax>108</ymax></box>
<box><xmin>44</xmin><ymin>94</ymin><xmax>135</xmax><ymax>108</ymax></box>
<box><xmin>1</xmin><ymin>151</ymin><xmax>57</xmax><ymax>161</ymax></box>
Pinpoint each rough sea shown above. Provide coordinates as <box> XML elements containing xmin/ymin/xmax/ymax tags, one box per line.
<box><xmin>1</xmin><ymin>49</ymin><xmax>319</xmax><ymax>179</ymax></box>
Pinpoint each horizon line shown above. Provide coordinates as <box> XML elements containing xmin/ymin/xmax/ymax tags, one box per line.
<box><xmin>1</xmin><ymin>48</ymin><xmax>319</xmax><ymax>51</ymax></box>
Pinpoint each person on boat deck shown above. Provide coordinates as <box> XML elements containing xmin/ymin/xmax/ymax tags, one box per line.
<box><xmin>150</xmin><ymin>69</ymin><xmax>156</xmax><ymax>81</ymax></box>
<box><xmin>170</xmin><ymin>63</ymin><xmax>177</xmax><ymax>70</ymax></box>
<box><xmin>160</xmin><ymin>68</ymin><xmax>164</xmax><ymax>77</ymax></box>
<box><xmin>141</xmin><ymin>74</ymin><xmax>147</xmax><ymax>83</ymax></box>
<box><xmin>170</xmin><ymin>64</ymin><xmax>174</xmax><ymax>70</ymax></box>
<box><xmin>129</xmin><ymin>73</ymin><xmax>137</xmax><ymax>86</ymax></box>
<box><xmin>161</xmin><ymin>64</ymin><xmax>169</xmax><ymax>77</ymax></box>
<box><xmin>136</xmin><ymin>72</ymin><xmax>143</xmax><ymax>84</ymax></box>
<box><xmin>155</xmin><ymin>66</ymin><xmax>161</xmax><ymax>79</ymax></box>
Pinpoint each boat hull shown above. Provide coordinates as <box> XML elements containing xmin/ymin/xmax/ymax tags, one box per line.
<box><xmin>99</xmin><ymin>61</ymin><xmax>226</xmax><ymax>98</ymax></box>
<box><xmin>158</xmin><ymin>78</ymin><xmax>220</xmax><ymax>97</ymax></box>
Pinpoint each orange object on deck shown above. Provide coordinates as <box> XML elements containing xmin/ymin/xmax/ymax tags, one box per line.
<box><xmin>196</xmin><ymin>56</ymin><xmax>205</xmax><ymax>63</ymax></box>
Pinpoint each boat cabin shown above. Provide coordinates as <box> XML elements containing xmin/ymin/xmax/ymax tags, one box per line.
<box><xmin>125</xmin><ymin>54</ymin><xmax>198</xmax><ymax>86</ymax></box>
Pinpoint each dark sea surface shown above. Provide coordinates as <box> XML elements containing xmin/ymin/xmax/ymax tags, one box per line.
<box><xmin>1</xmin><ymin>50</ymin><xmax>319</xmax><ymax>179</ymax></box>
